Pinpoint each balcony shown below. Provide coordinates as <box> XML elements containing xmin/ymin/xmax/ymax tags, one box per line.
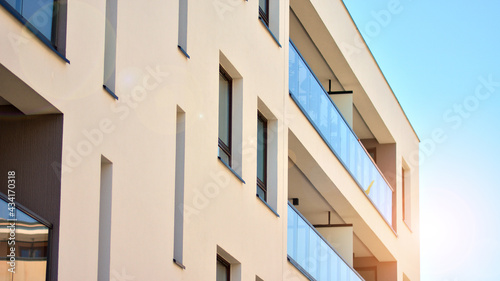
<box><xmin>287</xmin><ymin>203</ymin><xmax>364</xmax><ymax>281</ymax></box>
<box><xmin>288</xmin><ymin>41</ymin><xmax>393</xmax><ymax>227</ymax></box>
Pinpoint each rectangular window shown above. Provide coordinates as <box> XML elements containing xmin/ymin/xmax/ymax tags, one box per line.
<box><xmin>5</xmin><ymin>0</ymin><xmax>54</xmax><ymax>40</ymax></box>
<box><xmin>177</xmin><ymin>0</ymin><xmax>189</xmax><ymax>58</ymax></box>
<box><xmin>218</xmin><ymin>66</ymin><xmax>232</xmax><ymax>166</ymax></box>
<box><xmin>98</xmin><ymin>156</ymin><xmax>113</xmax><ymax>281</ymax></box>
<box><xmin>217</xmin><ymin>255</ymin><xmax>230</xmax><ymax>281</ymax></box>
<box><xmin>0</xmin><ymin>0</ymin><xmax>67</xmax><ymax>55</ymax></box>
<box><xmin>103</xmin><ymin>0</ymin><xmax>118</xmax><ymax>98</ymax></box>
<box><xmin>257</xmin><ymin>112</ymin><xmax>267</xmax><ymax>201</ymax></box>
<box><xmin>173</xmin><ymin>108</ymin><xmax>185</xmax><ymax>268</ymax></box>
<box><xmin>402</xmin><ymin>167</ymin><xmax>411</xmax><ymax>227</ymax></box>
<box><xmin>258</xmin><ymin>0</ymin><xmax>269</xmax><ymax>25</ymax></box>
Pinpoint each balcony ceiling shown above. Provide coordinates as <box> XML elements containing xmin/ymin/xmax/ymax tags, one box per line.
<box><xmin>288</xmin><ymin>158</ymin><xmax>376</xmax><ymax>260</ymax></box>
<box><xmin>290</xmin><ymin>0</ymin><xmax>396</xmax><ymax>144</ymax></box>
<box><xmin>0</xmin><ymin>63</ymin><xmax>60</xmax><ymax>115</ymax></box>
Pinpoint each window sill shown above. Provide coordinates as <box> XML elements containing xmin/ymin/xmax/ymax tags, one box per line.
<box><xmin>178</xmin><ymin>45</ymin><xmax>190</xmax><ymax>59</ymax></box>
<box><xmin>256</xmin><ymin>194</ymin><xmax>279</xmax><ymax>217</ymax></box>
<box><xmin>0</xmin><ymin>1</ymin><xmax>70</xmax><ymax>64</ymax></box>
<box><xmin>173</xmin><ymin>259</ymin><xmax>186</xmax><ymax>270</ymax></box>
<box><xmin>218</xmin><ymin>157</ymin><xmax>245</xmax><ymax>184</ymax></box>
<box><xmin>258</xmin><ymin>16</ymin><xmax>281</xmax><ymax>48</ymax></box>
<box><xmin>103</xmin><ymin>85</ymin><xmax>118</xmax><ymax>100</ymax></box>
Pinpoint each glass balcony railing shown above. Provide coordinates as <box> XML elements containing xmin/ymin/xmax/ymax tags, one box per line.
<box><xmin>287</xmin><ymin>203</ymin><xmax>364</xmax><ymax>281</ymax></box>
<box><xmin>289</xmin><ymin>41</ymin><xmax>393</xmax><ymax>227</ymax></box>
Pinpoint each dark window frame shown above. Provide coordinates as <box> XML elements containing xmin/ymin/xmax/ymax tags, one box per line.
<box><xmin>258</xmin><ymin>0</ymin><xmax>269</xmax><ymax>26</ymax></box>
<box><xmin>217</xmin><ymin>255</ymin><xmax>230</xmax><ymax>281</ymax></box>
<box><xmin>0</xmin><ymin>0</ymin><xmax>68</xmax><ymax>60</ymax></box>
<box><xmin>218</xmin><ymin>66</ymin><xmax>233</xmax><ymax>166</ymax></box>
<box><xmin>257</xmin><ymin>112</ymin><xmax>268</xmax><ymax>201</ymax></box>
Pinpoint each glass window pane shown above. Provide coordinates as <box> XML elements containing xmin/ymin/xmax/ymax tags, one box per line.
<box><xmin>218</xmin><ymin>147</ymin><xmax>230</xmax><ymax>165</ymax></box>
<box><xmin>257</xmin><ymin>117</ymin><xmax>266</xmax><ymax>182</ymax></box>
<box><xmin>257</xmin><ymin>185</ymin><xmax>266</xmax><ymax>200</ymax></box>
<box><xmin>289</xmin><ymin>45</ymin><xmax>299</xmax><ymax>95</ymax></box>
<box><xmin>216</xmin><ymin>259</ymin><xmax>229</xmax><ymax>281</ymax></box>
<box><xmin>5</xmin><ymin>0</ymin><xmax>22</xmax><ymax>13</ymax></box>
<box><xmin>259</xmin><ymin>0</ymin><xmax>268</xmax><ymax>14</ymax></box>
<box><xmin>219</xmin><ymin>73</ymin><xmax>230</xmax><ymax>146</ymax></box>
<box><xmin>287</xmin><ymin>206</ymin><xmax>297</xmax><ymax>258</ymax></box>
<box><xmin>23</xmin><ymin>0</ymin><xmax>54</xmax><ymax>40</ymax></box>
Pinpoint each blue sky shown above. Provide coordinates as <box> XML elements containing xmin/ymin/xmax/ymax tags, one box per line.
<box><xmin>342</xmin><ymin>1</ymin><xmax>500</xmax><ymax>280</ymax></box>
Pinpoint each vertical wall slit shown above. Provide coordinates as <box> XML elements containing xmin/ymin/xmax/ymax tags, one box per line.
<box><xmin>174</xmin><ymin>107</ymin><xmax>186</xmax><ymax>265</ymax></box>
<box><xmin>98</xmin><ymin>156</ymin><xmax>113</xmax><ymax>281</ymax></box>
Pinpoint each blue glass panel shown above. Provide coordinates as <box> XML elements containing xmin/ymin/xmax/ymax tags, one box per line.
<box><xmin>340</xmin><ymin>123</ymin><xmax>348</xmax><ymax>164</ymax></box>
<box><xmin>318</xmin><ymin>241</ymin><xmax>329</xmax><ymax>281</ymax></box>
<box><xmin>288</xmin><ymin>41</ymin><xmax>393</xmax><ymax>227</ymax></box>
<box><xmin>318</xmin><ymin>92</ymin><xmax>331</xmax><ymax>140</ymax></box>
<box><xmin>287</xmin><ymin>206</ymin><xmax>296</xmax><ymax>258</ymax></box>
<box><xmin>296</xmin><ymin>214</ymin><xmax>307</xmax><ymax>265</ymax></box>
<box><xmin>287</xmin><ymin>205</ymin><xmax>364</xmax><ymax>281</ymax></box>
<box><xmin>5</xmin><ymin>0</ymin><xmax>22</xmax><ymax>13</ymax></box>
<box><xmin>289</xmin><ymin>48</ymin><xmax>299</xmax><ymax>95</ymax></box>
<box><xmin>23</xmin><ymin>0</ymin><xmax>54</xmax><ymax>40</ymax></box>
<box><xmin>297</xmin><ymin>59</ymin><xmax>309</xmax><ymax>109</ymax></box>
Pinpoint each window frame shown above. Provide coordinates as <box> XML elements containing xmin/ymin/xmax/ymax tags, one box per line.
<box><xmin>216</xmin><ymin>254</ymin><xmax>231</xmax><ymax>281</ymax></box>
<box><xmin>0</xmin><ymin>0</ymin><xmax>68</xmax><ymax>61</ymax></box>
<box><xmin>258</xmin><ymin>0</ymin><xmax>269</xmax><ymax>26</ymax></box>
<box><xmin>256</xmin><ymin>112</ymin><xmax>268</xmax><ymax>201</ymax></box>
<box><xmin>402</xmin><ymin>166</ymin><xmax>411</xmax><ymax>229</ymax></box>
<box><xmin>218</xmin><ymin>66</ymin><xmax>233</xmax><ymax>166</ymax></box>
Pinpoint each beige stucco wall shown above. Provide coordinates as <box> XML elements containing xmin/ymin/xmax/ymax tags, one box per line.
<box><xmin>0</xmin><ymin>0</ymin><xmax>418</xmax><ymax>280</ymax></box>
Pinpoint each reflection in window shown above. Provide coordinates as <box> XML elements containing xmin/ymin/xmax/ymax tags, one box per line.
<box><xmin>218</xmin><ymin>66</ymin><xmax>232</xmax><ymax>166</ymax></box>
<box><xmin>216</xmin><ymin>255</ymin><xmax>230</xmax><ymax>281</ymax></box>
<box><xmin>258</xmin><ymin>0</ymin><xmax>269</xmax><ymax>25</ymax></box>
<box><xmin>257</xmin><ymin>113</ymin><xmax>267</xmax><ymax>201</ymax></box>
<box><xmin>3</xmin><ymin>0</ymin><xmax>56</xmax><ymax>43</ymax></box>
<box><xmin>0</xmin><ymin>196</ymin><xmax>50</xmax><ymax>281</ymax></box>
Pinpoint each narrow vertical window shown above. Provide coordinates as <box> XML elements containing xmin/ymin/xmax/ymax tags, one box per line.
<box><xmin>256</xmin><ymin>113</ymin><xmax>267</xmax><ymax>201</ymax></box>
<box><xmin>216</xmin><ymin>255</ymin><xmax>230</xmax><ymax>281</ymax></box>
<box><xmin>218</xmin><ymin>67</ymin><xmax>232</xmax><ymax>166</ymax></box>
<box><xmin>258</xmin><ymin>0</ymin><xmax>269</xmax><ymax>25</ymax></box>
<box><xmin>98</xmin><ymin>156</ymin><xmax>113</xmax><ymax>281</ymax></box>
<box><xmin>173</xmin><ymin>108</ymin><xmax>186</xmax><ymax>268</ymax></box>
<box><xmin>402</xmin><ymin>166</ymin><xmax>411</xmax><ymax>227</ymax></box>
<box><xmin>103</xmin><ymin>0</ymin><xmax>118</xmax><ymax>98</ymax></box>
<box><xmin>178</xmin><ymin>0</ymin><xmax>189</xmax><ymax>58</ymax></box>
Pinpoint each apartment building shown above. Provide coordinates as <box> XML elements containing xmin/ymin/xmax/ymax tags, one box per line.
<box><xmin>0</xmin><ymin>0</ymin><xmax>420</xmax><ymax>280</ymax></box>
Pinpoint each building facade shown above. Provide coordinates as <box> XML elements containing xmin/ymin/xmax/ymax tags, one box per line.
<box><xmin>0</xmin><ymin>0</ymin><xmax>420</xmax><ymax>280</ymax></box>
